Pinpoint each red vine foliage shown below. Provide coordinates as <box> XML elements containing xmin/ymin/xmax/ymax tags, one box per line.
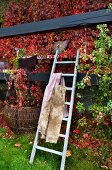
<box><xmin>5</xmin><ymin>69</ymin><xmax>43</xmax><ymax>108</ymax></box>
<box><xmin>0</xmin><ymin>0</ymin><xmax>112</xmax><ymax>62</ymax></box>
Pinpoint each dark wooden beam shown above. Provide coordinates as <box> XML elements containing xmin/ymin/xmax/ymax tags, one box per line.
<box><xmin>0</xmin><ymin>9</ymin><xmax>112</xmax><ymax>38</ymax></box>
<box><xmin>0</xmin><ymin>72</ymin><xmax>98</xmax><ymax>84</ymax></box>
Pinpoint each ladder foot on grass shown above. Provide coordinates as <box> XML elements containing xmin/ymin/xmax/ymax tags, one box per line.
<box><xmin>29</xmin><ymin>129</ymin><xmax>39</xmax><ymax>164</ymax></box>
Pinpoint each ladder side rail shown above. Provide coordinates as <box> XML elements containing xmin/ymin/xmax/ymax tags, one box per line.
<box><xmin>30</xmin><ymin>49</ymin><xmax>59</xmax><ymax>164</ymax></box>
<box><xmin>50</xmin><ymin>50</ymin><xmax>59</xmax><ymax>78</ymax></box>
<box><xmin>60</xmin><ymin>49</ymin><xmax>80</xmax><ymax>170</ymax></box>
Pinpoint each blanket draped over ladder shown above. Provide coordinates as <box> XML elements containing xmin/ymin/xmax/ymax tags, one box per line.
<box><xmin>38</xmin><ymin>73</ymin><xmax>67</xmax><ymax>143</ymax></box>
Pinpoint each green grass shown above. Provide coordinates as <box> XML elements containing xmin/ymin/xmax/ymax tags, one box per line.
<box><xmin>0</xmin><ymin>128</ymin><xmax>102</xmax><ymax>170</ymax></box>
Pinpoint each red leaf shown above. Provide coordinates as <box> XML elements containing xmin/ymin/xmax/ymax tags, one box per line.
<box><xmin>83</xmin><ymin>133</ymin><xmax>89</xmax><ymax>139</ymax></box>
<box><xmin>73</xmin><ymin>129</ymin><xmax>80</xmax><ymax>135</ymax></box>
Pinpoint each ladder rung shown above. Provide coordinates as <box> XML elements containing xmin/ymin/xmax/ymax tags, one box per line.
<box><xmin>65</xmin><ymin>102</ymin><xmax>70</xmax><ymax>105</ymax></box>
<box><xmin>38</xmin><ymin>130</ymin><xmax>66</xmax><ymax>138</ymax></box>
<box><xmin>66</xmin><ymin>87</ymin><xmax>72</xmax><ymax>91</ymax></box>
<box><xmin>36</xmin><ymin>146</ymin><xmax>63</xmax><ymax>156</ymax></box>
<box><xmin>62</xmin><ymin>117</ymin><xmax>68</xmax><ymax>121</ymax></box>
<box><xmin>56</xmin><ymin>61</ymin><xmax>76</xmax><ymax>64</ymax></box>
<box><xmin>62</xmin><ymin>74</ymin><xmax>74</xmax><ymax>77</ymax></box>
<box><xmin>59</xmin><ymin>134</ymin><xmax>66</xmax><ymax>138</ymax></box>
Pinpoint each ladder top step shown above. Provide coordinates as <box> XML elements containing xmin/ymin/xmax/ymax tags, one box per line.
<box><xmin>56</xmin><ymin>61</ymin><xmax>76</xmax><ymax>64</ymax></box>
<box><xmin>62</xmin><ymin>74</ymin><xmax>74</xmax><ymax>77</ymax></box>
<box><xmin>36</xmin><ymin>145</ymin><xmax>63</xmax><ymax>156</ymax></box>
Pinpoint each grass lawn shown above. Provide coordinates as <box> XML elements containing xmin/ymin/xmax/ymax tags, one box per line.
<box><xmin>0</xmin><ymin>128</ymin><xmax>103</xmax><ymax>170</ymax></box>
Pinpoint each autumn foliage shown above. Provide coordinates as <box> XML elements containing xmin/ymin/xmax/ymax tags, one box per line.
<box><xmin>0</xmin><ymin>0</ymin><xmax>112</xmax><ymax>61</ymax></box>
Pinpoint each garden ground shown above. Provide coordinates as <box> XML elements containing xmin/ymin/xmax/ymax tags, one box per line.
<box><xmin>0</xmin><ymin>115</ymin><xmax>111</xmax><ymax>170</ymax></box>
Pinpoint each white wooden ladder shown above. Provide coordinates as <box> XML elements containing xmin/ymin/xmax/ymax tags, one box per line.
<box><xmin>29</xmin><ymin>49</ymin><xmax>80</xmax><ymax>170</ymax></box>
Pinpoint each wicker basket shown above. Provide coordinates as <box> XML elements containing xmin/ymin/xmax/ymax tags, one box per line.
<box><xmin>4</xmin><ymin>105</ymin><xmax>41</xmax><ymax>133</ymax></box>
